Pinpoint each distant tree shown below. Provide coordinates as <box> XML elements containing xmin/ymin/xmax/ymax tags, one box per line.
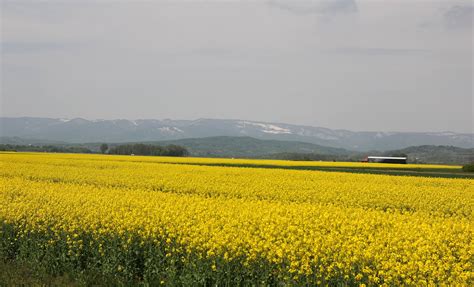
<box><xmin>462</xmin><ymin>163</ymin><xmax>474</xmax><ymax>172</ymax></box>
<box><xmin>108</xmin><ymin>143</ymin><xmax>188</xmax><ymax>157</ymax></box>
<box><xmin>165</xmin><ymin>144</ymin><xmax>189</xmax><ymax>157</ymax></box>
<box><xmin>100</xmin><ymin>143</ymin><xmax>109</xmax><ymax>154</ymax></box>
<box><xmin>0</xmin><ymin>144</ymin><xmax>92</xmax><ymax>154</ymax></box>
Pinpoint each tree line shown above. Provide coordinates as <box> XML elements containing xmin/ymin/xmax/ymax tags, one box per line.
<box><xmin>0</xmin><ymin>144</ymin><xmax>93</xmax><ymax>154</ymax></box>
<box><xmin>107</xmin><ymin>143</ymin><xmax>189</xmax><ymax>157</ymax></box>
<box><xmin>0</xmin><ymin>143</ymin><xmax>189</xmax><ymax>157</ymax></box>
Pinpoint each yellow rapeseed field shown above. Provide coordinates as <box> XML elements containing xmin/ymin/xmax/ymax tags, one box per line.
<box><xmin>0</xmin><ymin>152</ymin><xmax>472</xmax><ymax>285</ymax></box>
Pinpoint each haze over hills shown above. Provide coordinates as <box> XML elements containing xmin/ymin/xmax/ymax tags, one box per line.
<box><xmin>1</xmin><ymin>117</ymin><xmax>472</xmax><ymax>151</ymax></box>
<box><xmin>379</xmin><ymin>145</ymin><xmax>474</xmax><ymax>165</ymax></box>
<box><xmin>2</xmin><ymin>134</ymin><xmax>473</xmax><ymax>164</ymax></box>
<box><xmin>145</xmin><ymin>136</ymin><xmax>349</xmax><ymax>158</ymax></box>
<box><xmin>128</xmin><ymin>138</ymin><xmax>474</xmax><ymax>164</ymax></box>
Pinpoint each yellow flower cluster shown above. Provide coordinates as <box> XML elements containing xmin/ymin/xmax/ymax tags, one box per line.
<box><xmin>0</xmin><ymin>152</ymin><xmax>472</xmax><ymax>285</ymax></box>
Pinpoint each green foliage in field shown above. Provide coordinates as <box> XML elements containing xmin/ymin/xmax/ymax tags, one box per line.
<box><xmin>108</xmin><ymin>143</ymin><xmax>188</xmax><ymax>157</ymax></box>
<box><xmin>462</xmin><ymin>163</ymin><xmax>474</xmax><ymax>172</ymax></box>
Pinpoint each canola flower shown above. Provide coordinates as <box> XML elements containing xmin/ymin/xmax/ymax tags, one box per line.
<box><xmin>0</xmin><ymin>152</ymin><xmax>473</xmax><ymax>285</ymax></box>
<box><xmin>1</xmin><ymin>151</ymin><xmax>461</xmax><ymax>170</ymax></box>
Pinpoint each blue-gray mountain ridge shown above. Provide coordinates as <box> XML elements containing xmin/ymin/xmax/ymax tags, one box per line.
<box><xmin>1</xmin><ymin>117</ymin><xmax>472</xmax><ymax>151</ymax></box>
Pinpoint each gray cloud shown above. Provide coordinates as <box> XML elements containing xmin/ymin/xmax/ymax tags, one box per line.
<box><xmin>327</xmin><ymin>47</ymin><xmax>429</xmax><ymax>56</ymax></box>
<box><xmin>1</xmin><ymin>1</ymin><xmax>472</xmax><ymax>133</ymax></box>
<box><xmin>1</xmin><ymin>42</ymin><xmax>76</xmax><ymax>54</ymax></box>
<box><xmin>268</xmin><ymin>0</ymin><xmax>357</xmax><ymax>15</ymax></box>
<box><xmin>444</xmin><ymin>4</ymin><xmax>473</xmax><ymax>30</ymax></box>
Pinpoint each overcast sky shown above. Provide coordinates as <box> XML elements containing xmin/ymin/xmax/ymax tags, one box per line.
<box><xmin>1</xmin><ymin>0</ymin><xmax>472</xmax><ymax>133</ymax></box>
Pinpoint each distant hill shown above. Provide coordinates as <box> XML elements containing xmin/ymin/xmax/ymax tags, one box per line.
<box><xmin>1</xmin><ymin>134</ymin><xmax>471</xmax><ymax>164</ymax></box>
<box><xmin>115</xmin><ymin>140</ymin><xmax>474</xmax><ymax>164</ymax></box>
<box><xmin>1</xmin><ymin>117</ymin><xmax>472</xmax><ymax>151</ymax></box>
<box><xmin>145</xmin><ymin>136</ymin><xmax>349</xmax><ymax>158</ymax></box>
<box><xmin>379</xmin><ymin>145</ymin><xmax>474</xmax><ymax>165</ymax></box>
<box><xmin>343</xmin><ymin>145</ymin><xmax>473</xmax><ymax>165</ymax></box>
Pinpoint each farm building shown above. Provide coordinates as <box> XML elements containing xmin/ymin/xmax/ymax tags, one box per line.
<box><xmin>364</xmin><ymin>156</ymin><xmax>407</xmax><ymax>164</ymax></box>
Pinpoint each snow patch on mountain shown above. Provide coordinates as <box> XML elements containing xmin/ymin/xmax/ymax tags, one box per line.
<box><xmin>158</xmin><ymin>127</ymin><xmax>184</xmax><ymax>133</ymax></box>
<box><xmin>238</xmin><ymin>121</ymin><xmax>292</xmax><ymax>134</ymax></box>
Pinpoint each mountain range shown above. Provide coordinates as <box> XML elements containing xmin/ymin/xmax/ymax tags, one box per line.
<box><xmin>1</xmin><ymin>117</ymin><xmax>472</xmax><ymax>151</ymax></box>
